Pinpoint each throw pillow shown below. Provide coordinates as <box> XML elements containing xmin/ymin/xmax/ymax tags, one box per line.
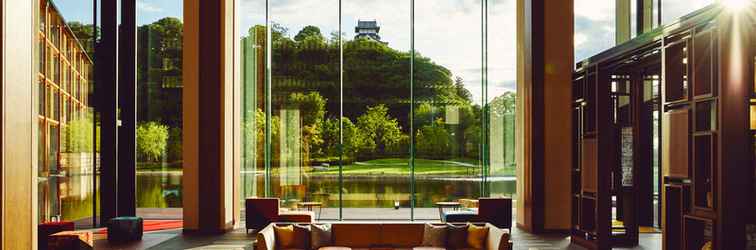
<box><xmin>273</xmin><ymin>225</ymin><xmax>297</xmax><ymax>249</ymax></box>
<box><xmin>421</xmin><ymin>224</ymin><xmax>448</xmax><ymax>247</ymax></box>
<box><xmin>294</xmin><ymin>224</ymin><xmax>312</xmax><ymax>250</ymax></box>
<box><xmin>467</xmin><ymin>224</ymin><xmax>489</xmax><ymax>249</ymax></box>
<box><xmin>311</xmin><ymin>224</ymin><xmax>333</xmax><ymax>250</ymax></box>
<box><xmin>447</xmin><ymin>224</ymin><xmax>469</xmax><ymax>249</ymax></box>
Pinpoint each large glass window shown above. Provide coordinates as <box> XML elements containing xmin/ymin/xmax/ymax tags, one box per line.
<box><xmin>240</xmin><ymin>0</ymin><xmax>517</xmax><ymax>221</ymax></box>
<box><xmin>661</xmin><ymin>0</ymin><xmax>714</xmax><ymax>25</ymax></box>
<box><xmin>136</xmin><ymin>0</ymin><xmax>184</xmax><ymax>219</ymax></box>
<box><xmin>574</xmin><ymin>0</ymin><xmax>616</xmax><ymax>62</ymax></box>
<box><xmin>37</xmin><ymin>0</ymin><xmax>98</xmax><ymax>228</ymax></box>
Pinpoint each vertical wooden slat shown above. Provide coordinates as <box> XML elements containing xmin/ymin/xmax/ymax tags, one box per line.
<box><xmin>1</xmin><ymin>0</ymin><xmax>36</xmax><ymax>248</ymax></box>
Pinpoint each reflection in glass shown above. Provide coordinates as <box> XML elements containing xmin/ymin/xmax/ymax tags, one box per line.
<box><xmin>238</xmin><ymin>0</ymin><xmax>517</xmax><ymax>221</ymax></box>
<box><xmin>37</xmin><ymin>0</ymin><xmax>98</xmax><ymax>228</ymax></box>
<box><xmin>136</xmin><ymin>0</ymin><xmax>184</xmax><ymax>218</ymax></box>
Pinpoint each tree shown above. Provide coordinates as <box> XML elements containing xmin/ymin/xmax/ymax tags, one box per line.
<box><xmin>67</xmin><ymin>21</ymin><xmax>97</xmax><ymax>56</ymax></box>
<box><xmin>294</xmin><ymin>25</ymin><xmax>325</xmax><ymax>42</ymax></box>
<box><xmin>416</xmin><ymin>119</ymin><xmax>453</xmax><ymax>159</ymax></box>
<box><xmin>356</xmin><ymin>105</ymin><xmax>403</xmax><ymax>157</ymax></box>
<box><xmin>455</xmin><ymin>77</ymin><xmax>473</xmax><ymax>103</ymax></box>
<box><xmin>63</xmin><ymin>115</ymin><xmax>94</xmax><ymax>153</ymax></box>
<box><xmin>320</xmin><ymin>117</ymin><xmax>367</xmax><ymax>161</ymax></box>
<box><xmin>413</xmin><ymin>103</ymin><xmax>437</xmax><ymax>128</ymax></box>
<box><xmin>137</xmin><ymin>17</ymin><xmax>183</xmax><ymax>128</ymax></box>
<box><xmin>137</xmin><ymin>122</ymin><xmax>169</xmax><ymax>162</ymax></box>
<box><xmin>489</xmin><ymin>92</ymin><xmax>516</xmax><ymax>115</ymax></box>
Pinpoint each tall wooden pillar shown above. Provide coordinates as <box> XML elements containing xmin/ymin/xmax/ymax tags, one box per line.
<box><xmin>183</xmin><ymin>0</ymin><xmax>240</xmax><ymax>234</ymax></box>
<box><xmin>716</xmin><ymin>8</ymin><xmax>753</xmax><ymax>250</ymax></box>
<box><xmin>516</xmin><ymin>0</ymin><xmax>574</xmax><ymax>233</ymax></box>
<box><xmin>1</xmin><ymin>0</ymin><xmax>37</xmax><ymax>248</ymax></box>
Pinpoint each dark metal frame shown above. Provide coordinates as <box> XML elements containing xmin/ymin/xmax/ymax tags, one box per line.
<box><xmin>97</xmin><ymin>0</ymin><xmax>137</xmax><ymax>225</ymax></box>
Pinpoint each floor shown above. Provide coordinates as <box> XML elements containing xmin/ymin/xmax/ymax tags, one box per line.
<box><xmin>92</xmin><ymin>221</ymin><xmax>662</xmax><ymax>250</ymax></box>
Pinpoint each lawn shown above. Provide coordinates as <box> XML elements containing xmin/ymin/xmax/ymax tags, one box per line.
<box><xmin>310</xmin><ymin>158</ymin><xmax>515</xmax><ymax>176</ymax></box>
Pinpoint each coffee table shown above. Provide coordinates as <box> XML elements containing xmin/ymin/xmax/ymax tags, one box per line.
<box><xmin>298</xmin><ymin>201</ymin><xmax>323</xmax><ymax>220</ymax></box>
<box><xmin>435</xmin><ymin>201</ymin><xmax>462</xmax><ymax>221</ymax></box>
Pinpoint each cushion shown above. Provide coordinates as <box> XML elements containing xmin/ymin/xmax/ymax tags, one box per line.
<box><xmin>447</xmin><ymin>224</ymin><xmax>469</xmax><ymax>249</ymax></box>
<box><xmin>311</xmin><ymin>224</ymin><xmax>333</xmax><ymax>250</ymax></box>
<box><xmin>274</xmin><ymin>225</ymin><xmax>299</xmax><ymax>249</ymax></box>
<box><xmin>318</xmin><ymin>247</ymin><xmax>351</xmax><ymax>250</ymax></box>
<box><xmin>295</xmin><ymin>224</ymin><xmax>312</xmax><ymax>249</ymax></box>
<box><xmin>466</xmin><ymin>224</ymin><xmax>488</xmax><ymax>249</ymax></box>
<box><xmin>421</xmin><ymin>224</ymin><xmax>447</xmax><ymax>247</ymax></box>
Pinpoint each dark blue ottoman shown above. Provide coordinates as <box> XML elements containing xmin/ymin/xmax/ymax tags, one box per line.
<box><xmin>444</xmin><ymin>210</ymin><xmax>478</xmax><ymax>223</ymax></box>
<box><xmin>107</xmin><ymin>216</ymin><xmax>143</xmax><ymax>243</ymax></box>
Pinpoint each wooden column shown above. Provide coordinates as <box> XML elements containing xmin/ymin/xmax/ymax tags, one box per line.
<box><xmin>716</xmin><ymin>9</ymin><xmax>752</xmax><ymax>250</ymax></box>
<box><xmin>183</xmin><ymin>0</ymin><xmax>240</xmax><ymax>234</ymax></box>
<box><xmin>516</xmin><ymin>0</ymin><xmax>574</xmax><ymax>233</ymax></box>
<box><xmin>1</xmin><ymin>0</ymin><xmax>37</xmax><ymax>248</ymax></box>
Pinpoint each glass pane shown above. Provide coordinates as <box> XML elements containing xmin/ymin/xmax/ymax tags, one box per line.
<box><xmin>136</xmin><ymin>0</ymin><xmax>184</xmax><ymax>219</ymax></box>
<box><xmin>412</xmin><ymin>0</ymin><xmax>484</xmax><ymax>220</ymax></box>
<box><xmin>574</xmin><ymin>0</ymin><xmax>615</xmax><ymax>62</ymax></box>
<box><xmin>266</xmin><ymin>0</ymin><xmax>340</xmax><ymax>220</ymax></box>
<box><xmin>661</xmin><ymin>0</ymin><xmax>713</xmax><ymax>25</ymax></box>
<box><xmin>239</xmin><ymin>0</ymin><xmax>267</xmax><ymax>220</ymax></box>
<box><xmin>340</xmin><ymin>0</ymin><xmax>412</xmax><ymax>220</ymax></box>
<box><xmin>38</xmin><ymin>0</ymin><xmax>98</xmax><ymax>228</ymax></box>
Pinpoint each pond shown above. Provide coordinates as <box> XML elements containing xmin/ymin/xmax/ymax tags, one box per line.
<box><xmin>52</xmin><ymin>172</ymin><xmax>516</xmax><ymax>221</ymax></box>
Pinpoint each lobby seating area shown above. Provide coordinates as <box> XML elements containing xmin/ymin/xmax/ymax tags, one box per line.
<box><xmin>245</xmin><ymin>198</ymin><xmax>315</xmax><ymax>233</ymax></box>
<box><xmin>255</xmin><ymin>222</ymin><xmax>513</xmax><ymax>250</ymax></box>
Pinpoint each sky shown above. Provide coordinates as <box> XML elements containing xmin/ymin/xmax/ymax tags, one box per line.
<box><xmin>52</xmin><ymin>0</ymin><xmax>715</xmax><ymax>104</ymax></box>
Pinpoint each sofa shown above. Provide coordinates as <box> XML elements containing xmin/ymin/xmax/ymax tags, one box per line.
<box><xmin>444</xmin><ymin>198</ymin><xmax>512</xmax><ymax>230</ymax></box>
<box><xmin>256</xmin><ymin>222</ymin><xmax>512</xmax><ymax>250</ymax></box>
<box><xmin>246</xmin><ymin>198</ymin><xmax>314</xmax><ymax>233</ymax></box>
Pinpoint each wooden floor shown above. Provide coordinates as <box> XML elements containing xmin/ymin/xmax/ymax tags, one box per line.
<box><xmin>91</xmin><ymin>207</ymin><xmax>663</xmax><ymax>249</ymax></box>
<box><xmin>92</xmin><ymin>221</ymin><xmax>662</xmax><ymax>250</ymax></box>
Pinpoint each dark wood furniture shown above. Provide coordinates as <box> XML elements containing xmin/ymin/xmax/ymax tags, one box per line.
<box><xmin>572</xmin><ymin>4</ymin><xmax>755</xmax><ymax>249</ymax></box>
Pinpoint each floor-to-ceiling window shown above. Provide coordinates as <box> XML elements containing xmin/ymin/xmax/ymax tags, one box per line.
<box><xmin>240</xmin><ymin>0</ymin><xmax>517</xmax><ymax>221</ymax></box>
<box><xmin>37</xmin><ymin>0</ymin><xmax>99</xmax><ymax>228</ymax></box>
<box><xmin>135</xmin><ymin>0</ymin><xmax>184</xmax><ymax>220</ymax></box>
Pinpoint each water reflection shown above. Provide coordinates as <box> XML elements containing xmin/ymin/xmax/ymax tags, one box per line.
<box><xmin>54</xmin><ymin>172</ymin><xmax>515</xmax><ymax>220</ymax></box>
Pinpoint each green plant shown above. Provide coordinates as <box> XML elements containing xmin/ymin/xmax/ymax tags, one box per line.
<box><xmin>416</xmin><ymin>119</ymin><xmax>453</xmax><ymax>159</ymax></box>
<box><xmin>137</xmin><ymin>122</ymin><xmax>169</xmax><ymax>162</ymax></box>
<box><xmin>356</xmin><ymin>105</ymin><xmax>403</xmax><ymax>158</ymax></box>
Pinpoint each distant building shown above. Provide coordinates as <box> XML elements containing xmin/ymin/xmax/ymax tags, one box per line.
<box><xmin>355</xmin><ymin>20</ymin><xmax>382</xmax><ymax>42</ymax></box>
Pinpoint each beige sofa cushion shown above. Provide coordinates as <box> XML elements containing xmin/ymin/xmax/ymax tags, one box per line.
<box><xmin>333</xmin><ymin>224</ymin><xmax>382</xmax><ymax>248</ymax></box>
<box><xmin>421</xmin><ymin>224</ymin><xmax>448</xmax><ymax>247</ymax></box>
<box><xmin>413</xmin><ymin>247</ymin><xmax>446</xmax><ymax>250</ymax></box>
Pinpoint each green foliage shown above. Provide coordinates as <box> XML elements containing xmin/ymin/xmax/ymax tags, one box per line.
<box><xmin>294</xmin><ymin>25</ymin><xmax>325</xmax><ymax>42</ymax></box>
<box><xmin>64</xmin><ymin>115</ymin><xmax>94</xmax><ymax>153</ymax></box>
<box><xmin>356</xmin><ymin>105</ymin><xmax>403</xmax><ymax>158</ymax></box>
<box><xmin>137</xmin><ymin>122</ymin><xmax>169</xmax><ymax>162</ymax></box>
<box><xmin>413</xmin><ymin>103</ymin><xmax>437</xmax><ymax>128</ymax></box>
<box><xmin>319</xmin><ymin>117</ymin><xmax>368</xmax><ymax>161</ymax></box>
<box><xmin>66</xmin><ymin>21</ymin><xmax>97</xmax><ymax>56</ymax></box>
<box><xmin>489</xmin><ymin>92</ymin><xmax>516</xmax><ymax>115</ymax></box>
<box><xmin>416</xmin><ymin>119</ymin><xmax>453</xmax><ymax>159</ymax></box>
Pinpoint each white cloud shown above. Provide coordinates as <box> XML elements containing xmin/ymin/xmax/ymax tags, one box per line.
<box><xmin>138</xmin><ymin>0</ymin><xmax>163</xmax><ymax>13</ymax></box>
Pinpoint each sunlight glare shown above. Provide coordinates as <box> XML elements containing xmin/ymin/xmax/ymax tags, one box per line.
<box><xmin>722</xmin><ymin>0</ymin><xmax>752</xmax><ymax>12</ymax></box>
